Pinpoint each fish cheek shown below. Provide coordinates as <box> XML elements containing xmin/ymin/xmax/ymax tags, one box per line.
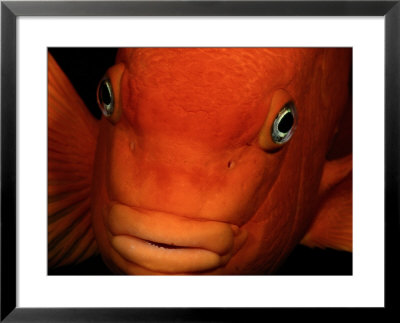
<box><xmin>228</xmin><ymin>137</ymin><xmax>320</xmax><ymax>273</ymax></box>
<box><xmin>241</xmin><ymin>184</ymin><xmax>301</xmax><ymax>272</ymax></box>
<box><xmin>92</xmin><ymin>120</ymin><xmax>148</xmax><ymax>274</ymax></box>
<box><xmin>90</xmin><ymin>120</ymin><xmax>122</xmax><ymax>269</ymax></box>
<box><xmin>203</xmin><ymin>148</ymin><xmax>298</xmax><ymax>274</ymax></box>
<box><xmin>105</xmin><ymin>121</ymin><xmax>143</xmax><ymax>207</ymax></box>
<box><xmin>214</xmin><ymin>172</ymin><xmax>302</xmax><ymax>274</ymax></box>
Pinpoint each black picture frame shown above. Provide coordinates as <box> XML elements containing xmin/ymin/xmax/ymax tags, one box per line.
<box><xmin>1</xmin><ymin>1</ymin><xmax>399</xmax><ymax>321</ymax></box>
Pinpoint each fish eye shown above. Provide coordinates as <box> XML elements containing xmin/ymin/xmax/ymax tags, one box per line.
<box><xmin>271</xmin><ymin>103</ymin><xmax>297</xmax><ymax>144</ymax></box>
<box><xmin>97</xmin><ymin>77</ymin><xmax>114</xmax><ymax>117</ymax></box>
<box><xmin>258</xmin><ymin>90</ymin><xmax>298</xmax><ymax>152</ymax></box>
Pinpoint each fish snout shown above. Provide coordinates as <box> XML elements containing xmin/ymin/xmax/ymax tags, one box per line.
<box><xmin>107</xmin><ymin>204</ymin><xmax>247</xmax><ymax>274</ymax></box>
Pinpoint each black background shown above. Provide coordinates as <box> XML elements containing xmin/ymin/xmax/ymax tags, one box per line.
<box><xmin>48</xmin><ymin>48</ymin><xmax>352</xmax><ymax>276</ymax></box>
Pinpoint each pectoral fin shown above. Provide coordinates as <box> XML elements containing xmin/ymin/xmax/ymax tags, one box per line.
<box><xmin>301</xmin><ymin>157</ymin><xmax>352</xmax><ymax>252</ymax></box>
<box><xmin>48</xmin><ymin>52</ymin><xmax>100</xmax><ymax>268</ymax></box>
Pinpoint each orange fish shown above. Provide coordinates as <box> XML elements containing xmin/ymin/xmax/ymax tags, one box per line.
<box><xmin>48</xmin><ymin>48</ymin><xmax>352</xmax><ymax>275</ymax></box>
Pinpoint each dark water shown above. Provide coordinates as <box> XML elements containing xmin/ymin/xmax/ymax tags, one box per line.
<box><xmin>48</xmin><ymin>47</ymin><xmax>119</xmax><ymax>120</ymax></box>
<box><xmin>48</xmin><ymin>245</ymin><xmax>352</xmax><ymax>276</ymax></box>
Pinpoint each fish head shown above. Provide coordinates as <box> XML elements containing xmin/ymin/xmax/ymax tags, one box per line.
<box><xmin>90</xmin><ymin>48</ymin><xmax>352</xmax><ymax>274</ymax></box>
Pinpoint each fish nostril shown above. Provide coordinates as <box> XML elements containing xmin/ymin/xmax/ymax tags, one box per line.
<box><xmin>227</xmin><ymin>160</ymin><xmax>235</xmax><ymax>169</ymax></box>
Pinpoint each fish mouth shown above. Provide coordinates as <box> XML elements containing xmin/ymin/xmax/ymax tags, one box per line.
<box><xmin>107</xmin><ymin>204</ymin><xmax>248</xmax><ymax>274</ymax></box>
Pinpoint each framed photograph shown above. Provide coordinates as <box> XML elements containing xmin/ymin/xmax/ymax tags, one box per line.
<box><xmin>1</xmin><ymin>0</ymin><xmax>399</xmax><ymax>321</ymax></box>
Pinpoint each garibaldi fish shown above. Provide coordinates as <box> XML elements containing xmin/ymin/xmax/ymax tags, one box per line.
<box><xmin>48</xmin><ymin>48</ymin><xmax>352</xmax><ymax>275</ymax></box>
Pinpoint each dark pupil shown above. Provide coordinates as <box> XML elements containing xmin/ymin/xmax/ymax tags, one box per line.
<box><xmin>278</xmin><ymin>111</ymin><xmax>294</xmax><ymax>133</ymax></box>
<box><xmin>100</xmin><ymin>81</ymin><xmax>112</xmax><ymax>106</ymax></box>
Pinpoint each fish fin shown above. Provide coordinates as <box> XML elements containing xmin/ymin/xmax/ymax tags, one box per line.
<box><xmin>301</xmin><ymin>172</ymin><xmax>352</xmax><ymax>252</ymax></box>
<box><xmin>48</xmin><ymin>52</ymin><xmax>100</xmax><ymax>268</ymax></box>
<box><xmin>318</xmin><ymin>154</ymin><xmax>352</xmax><ymax>196</ymax></box>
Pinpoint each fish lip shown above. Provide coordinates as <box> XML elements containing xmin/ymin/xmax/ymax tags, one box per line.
<box><xmin>106</xmin><ymin>203</ymin><xmax>248</xmax><ymax>274</ymax></box>
<box><xmin>111</xmin><ymin>234</ymin><xmax>225</xmax><ymax>274</ymax></box>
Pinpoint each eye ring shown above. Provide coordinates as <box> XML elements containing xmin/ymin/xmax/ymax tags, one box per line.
<box><xmin>271</xmin><ymin>102</ymin><xmax>297</xmax><ymax>144</ymax></box>
<box><xmin>97</xmin><ymin>77</ymin><xmax>114</xmax><ymax>117</ymax></box>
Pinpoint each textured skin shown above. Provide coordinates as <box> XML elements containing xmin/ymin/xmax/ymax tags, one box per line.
<box><xmin>86</xmin><ymin>48</ymin><xmax>352</xmax><ymax>274</ymax></box>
